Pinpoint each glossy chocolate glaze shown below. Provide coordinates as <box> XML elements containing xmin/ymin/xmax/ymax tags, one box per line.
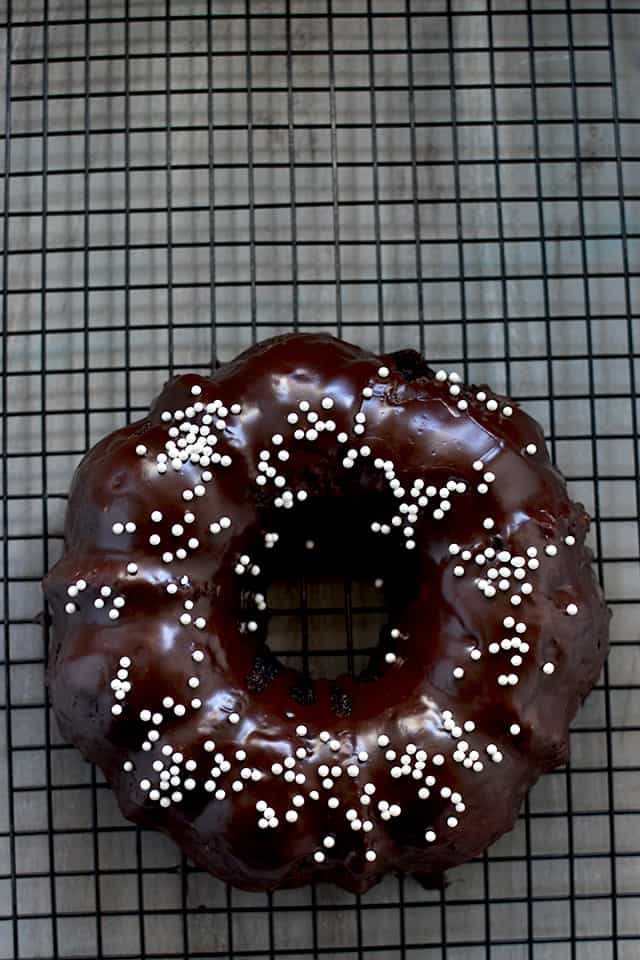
<box><xmin>44</xmin><ymin>333</ymin><xmax>609</xmax><ymax>892</ymax></box>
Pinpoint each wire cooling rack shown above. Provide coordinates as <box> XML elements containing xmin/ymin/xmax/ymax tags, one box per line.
<box><xmin>1</xmin><ymin>1</ymin><xmax>639</xmax><ymax>957</ymax></box>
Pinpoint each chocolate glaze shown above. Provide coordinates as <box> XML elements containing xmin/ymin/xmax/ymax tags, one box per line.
<box><xmin>44</xmin><ymin>333</ymin><xmax>609</xmax><ymax>893</ymax></box>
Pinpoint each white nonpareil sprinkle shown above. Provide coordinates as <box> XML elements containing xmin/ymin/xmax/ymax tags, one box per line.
<box><xmin>566</xmin><ymin>603</ymin><xmax>578</xmax><ymax>616</ymax></box>
<box><xmin>378</xmin><ymin>366</ymin><xmax>390</xmax><ymax>378</ymax></box>
<box><xmin>542</xmin><ymin>662</ymin><xmax>555</xmax><ymax>675</ymax></box>
<box><xmin>136</xmin><ymin>444</ymin><xmax>147</xmax><ymax>456</ymax></box>
<box><xmin>525</xmin><ymin>443</ymin><xmax>537</xmax><ymax>455</ymax></box>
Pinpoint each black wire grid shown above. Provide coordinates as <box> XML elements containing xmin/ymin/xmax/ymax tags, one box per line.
<box><xmin>1</xmin><ymin>0</ymin><xmax>639</xmax><ymax>957</ymax></box>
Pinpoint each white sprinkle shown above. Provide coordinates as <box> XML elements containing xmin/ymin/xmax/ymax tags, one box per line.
<box><xmin>453</xmin><ymin>565</ymin><xmax>464</xmax><ymax>577</ymax></box>
<box><xmin>453</xmin><ymin>667</ymin><xmax>464</xmax><ymax>679</ymax></box>
<box><xmin>425</xmin><ymin>829</ymin><xmax>436</xmax><ymax>842</ymax></box>
<box><xmin>432</xmin><ymin>754</ymin><xmax>444</xmax><ymax>766</ymax></box>
<box><xmin>525</xmin><ymin>443</ymin><xmax>537</xmax><ymax>455</ymax></box>
<box><xmin>565</xmin><ymin>535</ymin><xmax>576</xmax><ymax>546</ymax></box>
<box><xmin>111</xmin><ymin>704</ymin><xmax>122</xmax><ymax>715</ymax></box>
<box><xmin>112</xmin><ymin>522</ymin><xmax>124</xmax><ymax>535</ymax></box>
<box><xmin>378</xmin><ymin>366</ymin><xmax>390</xmax><ymax>378</ymax></box>
<box><xmin>542</xmin><ymin>662</ymin><xmax>555</xmax><ymax>675</ymax></box>
<box><xmin>228</xmin><ymin>712</ymin><xmax>240</xmax><ymax>724</ymax></box>
<box><xmin>191</xmin><ymin>385</ymin><xmax>202</xmax><ymax>396</ymax></box>
<box><xmin>566</xmin><ymin>603</ymin><xmax>578</xmax><ymax>616</ymax></box>
<box><xmin>385</xmin><ymin>652</ymin><xmax>397</xmax><ymax>664</ymax></box>
<box><xmin>314</xmin><ymin>851</ymin><xmax>326</xmax><ymax>863</ymax></box>
<box><xmin>472</xmin><ymin>460</ymin><xmax>483</xmax><ymax>472</ymax></box>
<box><xmin>483</xmin><ymin>518</ymin><xmax>494</xmax><ymax>530</ymax></box>
<box><xmin>510</xmin><ymin>724</ymin><xmax>521</xmax><ymax>735</ymax></box>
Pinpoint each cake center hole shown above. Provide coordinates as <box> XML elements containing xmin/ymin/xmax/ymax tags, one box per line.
<box><xmin>266</xmin><ymin>570</ymin><xmax>389</xmax><ymax>680</ymax></box>
<box><xmin>241</xmin><ymin>495</ymin><xmax>421</xmax><ymax>682</ymax></box>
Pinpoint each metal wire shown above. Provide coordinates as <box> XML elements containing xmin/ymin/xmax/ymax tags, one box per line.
<box><xmin>1</xmin><ymin>1</ymin><xmax>639</xmax><ymax>957</ymax></box>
